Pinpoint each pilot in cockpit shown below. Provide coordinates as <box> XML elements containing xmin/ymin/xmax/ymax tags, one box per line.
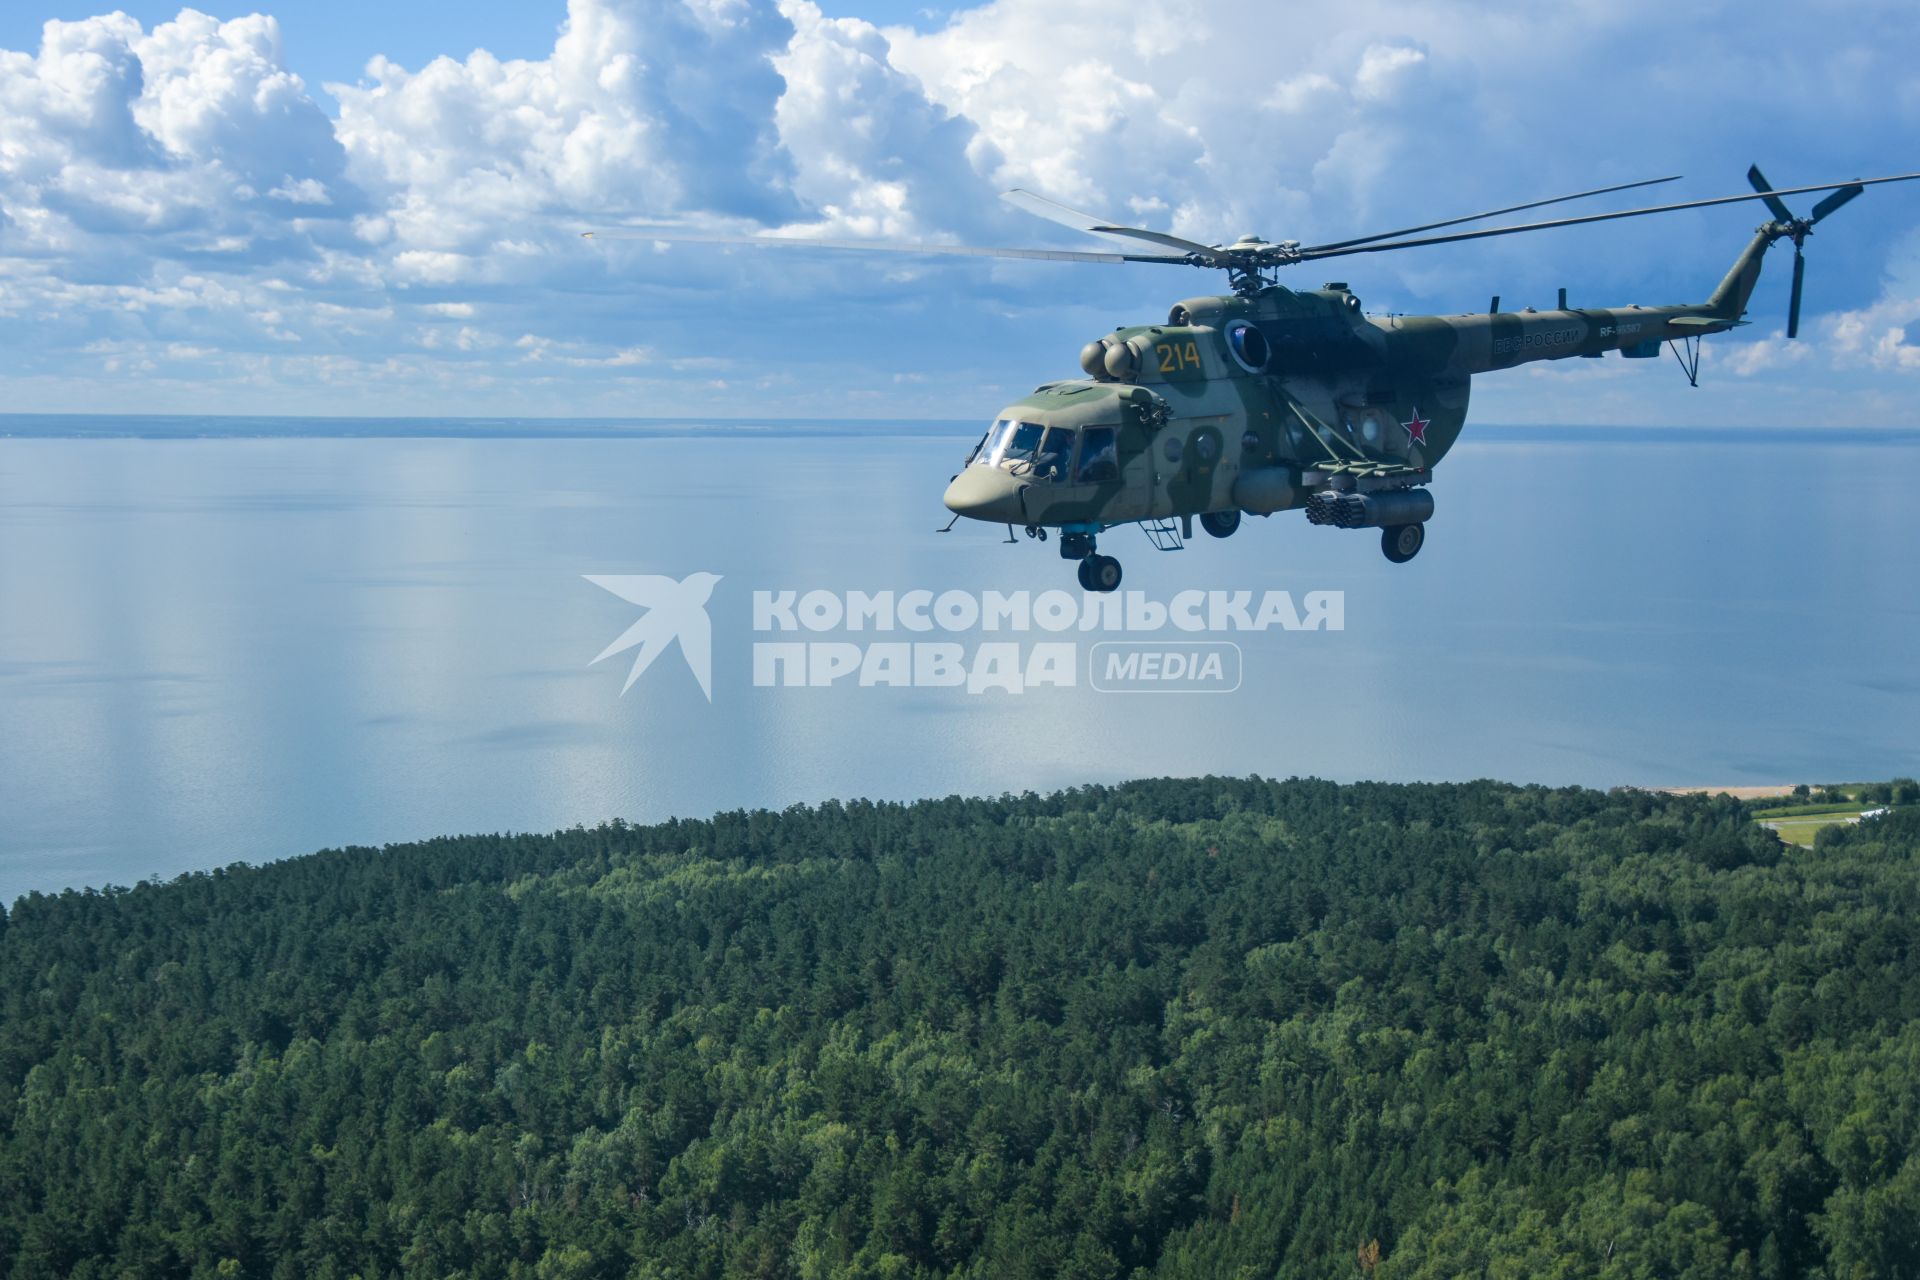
<box><xmin>1033</xmin><ymin>426</ymin><xmax>1073</xmax><ymax>481</ymax></box>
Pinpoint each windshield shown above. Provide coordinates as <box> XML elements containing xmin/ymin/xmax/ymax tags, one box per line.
<box><xmin>974</xmin><ymin>419</ymin><xmax>1046</xmax><ymax>467</ymax></box>
<box><xmin>972</xmin><ymin>419</ymin><xmax>1011</xmax><ymax>465</ymax></box>
<box><xmin>997</xmin><ymin>422</ymin><xmax>1044</xmax><ymax>466</ymax></box>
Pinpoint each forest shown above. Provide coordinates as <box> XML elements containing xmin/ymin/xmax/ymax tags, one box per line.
<box><xmin>2</xmin><ymin>778</ymin><xmax>1917</xmax><ymax>1279</ymax></box>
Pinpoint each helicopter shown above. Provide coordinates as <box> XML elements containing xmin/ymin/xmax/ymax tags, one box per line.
<box><xmin>591</xmin><ymin>165</ymin><xmax>1920</xmax><ymax>592</ymax></box>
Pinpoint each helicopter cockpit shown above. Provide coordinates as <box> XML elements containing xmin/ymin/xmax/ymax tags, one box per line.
<box><xmin>971</xmin><ymin>419</ymin><xmax>1118</xmax><ymax>484</ymax></box>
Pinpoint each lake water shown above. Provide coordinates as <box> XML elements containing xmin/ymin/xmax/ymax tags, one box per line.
<box><xmin>3</xmin><ymin>420</ymin><xmax>1916</xmax><ymax>903</ymax></box>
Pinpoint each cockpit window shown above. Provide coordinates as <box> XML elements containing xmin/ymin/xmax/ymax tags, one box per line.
<box><xmin>975</xmin><ymin>419</ymin><xmax>1047</xmax><ymax>468</ymax></box>
<box><xmin>1075</xmin><ymin>426</ymin><xmax>1119</xmax><ymax>483</ymax></box>
<box><xmin>998</xmin><ymin>422</ymin><xmax>1044</xmax><ymax>465</ymax></box>
<box><xmin>973</xmin><ymin>419</ymin><xmax>1012</xmax><ymax>466</ymax></box>
<box><xmin>964</xmin><ymin>426</ymin><xmax>992</xmax><ymax>466</ymax></box>
<box><xmin>1034</xmin><ymin>426</ymin><xmax>1073</xmax><ymax>480</ymax></box>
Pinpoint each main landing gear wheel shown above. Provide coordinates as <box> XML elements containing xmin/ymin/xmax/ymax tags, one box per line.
<box><xmin>1077</xmin><ymin>554</ymin><xmax>1123</xmax><ymax>593</ymax></box>
<box><xmin>1382</xmin><ymin>522</ymin><xmax>1425</xmax><ymax>564</ymax></box>
<box><xmin>1200</xmin><ymin>509</ymin><xmax>1241</xmax><ymax>539</ymax></box>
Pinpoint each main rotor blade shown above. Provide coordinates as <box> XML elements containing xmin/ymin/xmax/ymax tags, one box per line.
<box><xmin>1748</xmin><ymin>164</ymin><xmax>1796</xmax><ymax>224</ymax></box>
<box><xmin>1294</xmin><ymin>171</ymin><xmax>1920</xmax><ymax>263</ymax></box>
<box><xmin>1302</xmin><ymin>173</ymin><xmax>1683</xmax><ymax>254</ymax></box>
<box><xmin>1810</xmin><ymin>183</ymin><xmax>1865</xmax><ymax>223</ymax></box>
<box><xmin>1787</xmin><ymin>248</ymin><xmax>1806</xmax><ymax>339</ymax></box>
<box><xmin>581</xmin><ymin>228</ymin><xmax>1187</xmax><ymax>265</ymax></box>
<box><xmin>1000</xmin><ymin>189</ymin><xmax>1228</xmax><ymax>263</ymax></box>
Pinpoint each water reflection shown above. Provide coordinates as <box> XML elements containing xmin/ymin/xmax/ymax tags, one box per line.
<box><xmin>1</xmin><ymin>430</ymin><xmax>1915</xmax><ymax>902</ymax></box>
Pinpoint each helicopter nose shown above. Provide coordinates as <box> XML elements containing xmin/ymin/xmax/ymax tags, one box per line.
<box><xmin>943</xmin><ymin>467</ymin><xmax>1026</xmax><ymax>523</ymax></box>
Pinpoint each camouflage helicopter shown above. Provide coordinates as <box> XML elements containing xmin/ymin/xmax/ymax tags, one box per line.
<box><xmin>592</xmin><ymin>165</ymin><xmax>1920</xmax><ymax>592</ymax></box>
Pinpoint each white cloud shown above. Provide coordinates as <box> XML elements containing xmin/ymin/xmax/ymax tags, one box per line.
<box><xmin>132</xmin><ymin>12</ymin><xmax>343</xmax><ymax>189</ymax></box>
<box><xmin>1263</xmin><ymin>72</ymin><xmax>1341</xmax><ymax>116</ymax></box>
<box><xmin>268</xmin><ymin>177</ymin><xmax>332</xmax><ymax>205</ymax></box>
<box><xmin>1828</xmin><ymin>293</ymin><xmax>1920</xmax><ymax>369</ymax></box>
<box><xmin>391</xmin><ymin>249</ymin><xmax>471</xmax><ymax>283</ymax></box>
<box><xmin>881</xmin><ymin>0</ymin><xmax>1206</xmax><ymax>217</ymax></box>
<box><xmin>1352</xmin><ymin>44</ymin><xmax>1427</xmax><ymax>104</ymax></box>
<box><xmin>1822</xmin><ymin>228</ymin><xmax>1920</xmax><ymax>370</ymax></box>
<box><xmin>1715</xmin><ymin>331</ymin><xmax>1811</xmax><ymax>376</ymax></box>
<box><xmin>1</xmin><ymin>0</ymin><xmax>1918</xmax><ymax>419</ymax></box>
<box><xmin>328</xmin><ymin>0</ymin><xmax>799</xmax><ymax>246</ymax></box>
<box><xmin>0</xmin><ymin>9</ymin><xmax>351</xmax><ymax>247</ymax></box>
<box><xmin>768</xmin><ymin>0</ymin><xmax>993</xmax><ymax>238</ymax></box>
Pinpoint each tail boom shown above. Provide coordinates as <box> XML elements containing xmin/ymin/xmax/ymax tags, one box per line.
<box><xmin>1405</xmin><ymin>230</ymin><xmax>1773</xmax><ymax>377</ymax></box>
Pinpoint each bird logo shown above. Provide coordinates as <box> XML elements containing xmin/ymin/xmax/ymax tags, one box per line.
<box><xmin>585</xmin><ymin>572</ymin><xmax>723</xmax><ymax>700</ymax></box>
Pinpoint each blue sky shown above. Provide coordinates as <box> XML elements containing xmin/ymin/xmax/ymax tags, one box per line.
<box><xmin>2</xmin><ymin>0</ymin><xmax>1918</xmax><ymax>424</ymax></box>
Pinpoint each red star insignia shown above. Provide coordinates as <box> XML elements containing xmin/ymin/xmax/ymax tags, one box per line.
<box><xmin>1401</xmin><ymin>408</ymin><xmax>1429</xmax><ymax>446</ymax></box>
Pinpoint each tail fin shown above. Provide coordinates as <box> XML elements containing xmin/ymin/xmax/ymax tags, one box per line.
<box><xmin>1706</xmin><ymin>231</ymin><xmax>1773</xmax><ymax>322</ymax></box>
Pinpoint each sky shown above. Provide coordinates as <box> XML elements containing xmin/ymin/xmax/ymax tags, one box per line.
<box><xmin>2</xmin><ymin>0</ymin><xmax>1919</xmax><ymax>423</ymax></box>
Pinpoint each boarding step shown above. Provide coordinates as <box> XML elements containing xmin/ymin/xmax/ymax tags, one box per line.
<box><xmin>1139</xmin><ymin>518</ymin><xmax>1185</xmax><ymax>551</ymax></box>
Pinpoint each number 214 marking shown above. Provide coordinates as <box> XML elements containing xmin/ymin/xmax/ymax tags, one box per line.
<box><xmin>1156</xmin><ymin>341</ymin><xmax>1202</xmax><ymax>373</ymax></box>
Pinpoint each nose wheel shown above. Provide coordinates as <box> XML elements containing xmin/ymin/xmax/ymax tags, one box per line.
<box><xmin>1077</xmin><ymin>553</ymin><xmax>1123</xmax><ymax>593</ymax></box>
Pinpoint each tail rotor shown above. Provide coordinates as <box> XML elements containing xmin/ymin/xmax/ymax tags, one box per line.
<box><xmin>1787</xmin><ymin>249</ymin><xmax>1806</xmax><ymax>339</ymax></box>
<box><xmin>1747</xmin><ymin>164</ymin><xmax>1865</xmax><ymax>339</ymax></box>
